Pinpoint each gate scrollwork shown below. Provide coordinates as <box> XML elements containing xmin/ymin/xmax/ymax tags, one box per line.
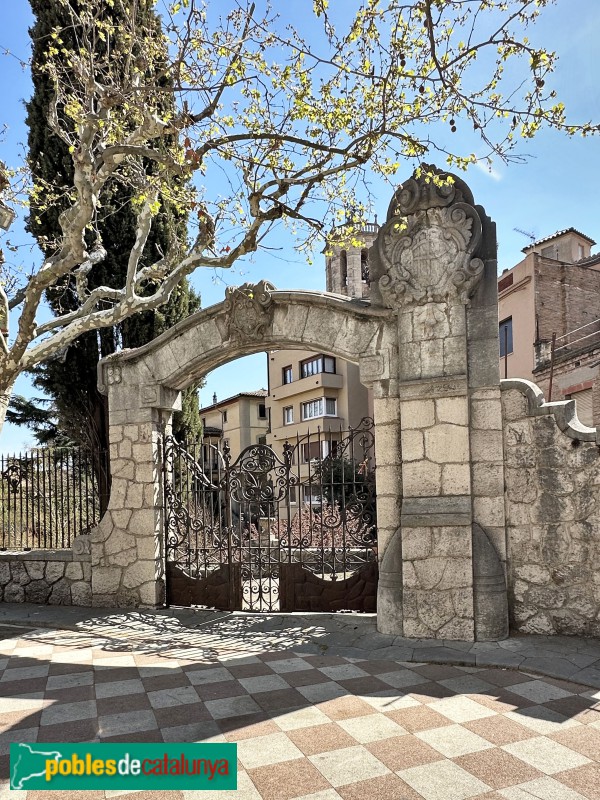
<box><xmin>163</xmin><ymin>418</ymin><xmax>377</xmax><ymax>611</ymax></box>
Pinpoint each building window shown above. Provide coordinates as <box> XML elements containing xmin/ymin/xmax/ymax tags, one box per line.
<box><xmin>222</xmin><ymin>410</ymin><xmax>228</xmax><ymax>423</ymax></box>
<box><xmin>283</xmin><ymin>406</ymin><xmax>294</xmax><ymax>425</ymax></box>
<box><xmin>282</xmin><ymin>365</ymin><xmax>293</xmax><ymax>384</ymax></box>
<box><xmin>301</xmin><ymin>397</ymin><xmax>337</xmax><ymax>420</ymax></box>
<box><xmin>361</xmin><ymin>249</ymin><xmax>370</xmax><ymax>284</ymax></box>
<box><xmin>301</xmin><ymin>439</ymin><xmax>338</xmax><ymax>463</ymax></box>
<box><xmin>324</xmin><ymin>439</ymin><xmax>338</xmax><ymax>458</ymax></box>
<box><xmin>340</xmin><ymin>250</ymin><xmax>348</xmax><ymax>286</ymax></box>
<box><xmin>499</xmin><ymin>317</ymin><xmax>513</xmax><ymax>357</ymax></box>
<box><xmin>541</xmin><ymin>245</ymin><xmax>556</xmax><ymax>259</ymax></box>
<box><xmin>288</xmin><ymin>486</ymin><xmax>297</xmax><ymax>504</ymax></box>
<box><xmin>302</xmin><ymin>399</ymin><xmax>321</xmax><ymax>420</ymax></box>
<box><xmin>301</xmin><ymin>441</ymin><xmax>320</xmax><ymax>463</ymax></box>
<box><xmin>258</xmin><ymin>403</ymin><xmax>267</xmax><ymax>419</ymax></box>
<box><xmin>300</xmin><ymin>355</ymin><xmax>336</xmax><ymax>379</ymax></box>
<box><xmin>578</xmin><ymin>244</ymin><xmax>585</xmax><ymax>260</ymax></box>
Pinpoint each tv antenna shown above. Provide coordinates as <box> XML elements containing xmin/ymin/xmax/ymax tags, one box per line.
<box><xmin>514</xmin><ymin>227</ymin><xmax>536</xmax><ymax>243</ymax></box>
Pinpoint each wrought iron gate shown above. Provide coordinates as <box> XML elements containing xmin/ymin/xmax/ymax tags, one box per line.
<box><xmin>163</xmin><ymin>418</ymin><xmax>377</xmax><ymax>612</ymax></box>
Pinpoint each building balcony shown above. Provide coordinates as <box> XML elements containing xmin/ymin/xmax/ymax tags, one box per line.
<box><xmin>271</xmin><ymin>371</ymin><xmax>344</xmax><ymax>401</ymax></box>
<box><xmin>269</xmin><ymin>416</ymin><xmax>346</xmax><ymax>443</ymax></box>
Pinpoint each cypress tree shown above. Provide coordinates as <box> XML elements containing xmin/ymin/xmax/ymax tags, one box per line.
<box><xmin>23</xmin><ymin>0</ymin><xmax>202</xmax><ymax>479</ymax></box>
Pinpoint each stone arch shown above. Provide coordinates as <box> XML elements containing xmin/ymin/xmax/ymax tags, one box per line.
<box><xmin>91</xmin><ymin>283</ymin><xmax>397</xmax><ymax>609</ymax></box>
<box><xmin>99</xmin><ymin>284</ymin><xmax>395</xmax><ymax>396</ymax></box>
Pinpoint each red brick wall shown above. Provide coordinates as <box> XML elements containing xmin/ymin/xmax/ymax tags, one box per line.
<box><xmin>534</xmin><ymin>346</ymin><xmax>600</xmax><ymax>425</ymax></box>
<box><xmin>535</xmin><ymin>255</ymin><xmax>600</xmax><ymax>341</ymax></box>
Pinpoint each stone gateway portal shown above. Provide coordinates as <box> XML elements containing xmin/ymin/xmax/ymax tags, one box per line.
<box><xmin>92</xmin><ymin>165</ymin><xmax>509</xmax><ymax>641</ymax></box>
<box><xmin>87</xmin><ymin>165</ymin><xmax>600</xmax><ymax>642</ymax></box>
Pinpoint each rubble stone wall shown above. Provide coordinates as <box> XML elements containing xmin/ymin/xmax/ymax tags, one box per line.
<box><xmin>502</xmin><ymin>379</ymin><xmax>600</xmax><ymax>637</ymax></box>
<box><xmin>0</xmin><ymin>543</ymin><xmax>92</xmax><ymax>606</ymax></box>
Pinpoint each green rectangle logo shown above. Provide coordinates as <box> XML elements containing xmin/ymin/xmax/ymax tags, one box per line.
<box><xmin>10</xmin><ymin>742</ymin><xmax>237</xmax><ymax>791</ymax></box>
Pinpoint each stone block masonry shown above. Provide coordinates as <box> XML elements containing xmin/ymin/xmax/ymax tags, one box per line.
<box><xmin>92</xmin><ymin>287</ymin><xmax>392</xmax><ymax>610</ymax></box>
<box><xmin>86</xmin><ymin>165</ymin><xmax>510</xmax><ymax>642</ymax></box>
<box><xmin>368</xmin><ymin>165</ymin><xmax>508</xmax><ymax>642</ymax></box>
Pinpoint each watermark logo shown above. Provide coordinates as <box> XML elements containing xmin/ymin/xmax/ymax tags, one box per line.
<box><xmin>10</xmin><ymin>743</ymin><xmax>237</xmax><ymax>791</ymax></box>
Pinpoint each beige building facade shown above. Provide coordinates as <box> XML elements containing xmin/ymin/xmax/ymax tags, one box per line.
<box><xmin>266</xmin><ymin>350</ymin><xmax>371</xmax><ymax>487</ymax></box>
<box><xmin>199</xmin><ymin>390</ymin><xmax>269</xmax><ymax>468</ymax></box>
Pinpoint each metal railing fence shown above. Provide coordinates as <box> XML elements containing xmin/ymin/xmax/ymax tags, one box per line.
<box><xmin>0</xmin><ymin>446</ymin><xmax>108</xmax><ymax>551</ymax></box>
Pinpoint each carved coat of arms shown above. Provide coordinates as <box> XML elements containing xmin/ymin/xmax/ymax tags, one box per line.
<box><xmin>223</xmin><ymin>280</ymin><xmax>275</xmax><ymax>341</ymax></box>
<box><xmin>376</xmin><ymin>168</ymin><xmax>485</xmax><ymax>307</ymax></box>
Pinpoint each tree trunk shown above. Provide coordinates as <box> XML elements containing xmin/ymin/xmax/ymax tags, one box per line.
<box><xmin>0</xmin><ymin>380</ymin><xmax>15</xmax><ymax>439</ymax></box>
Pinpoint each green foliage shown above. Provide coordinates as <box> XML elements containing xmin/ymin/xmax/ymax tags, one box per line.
<box><xmin>1</xmin><ymin>0</ymin><xmax>597</xmax><ymax>426</ymax></box>
<box><xmin>318</xmin><ymin>456</ymin><xmax>366</xmax><ymax>505</ymax></box>
<box><xmin>22</xmin><ymin>0</ymin><xmax>202</xmax><ymax>449</ymax></box>
<box><xmin>4</xmin><ymin>394</ymin><xmax>73</xmax><ymax>447</ymax></box>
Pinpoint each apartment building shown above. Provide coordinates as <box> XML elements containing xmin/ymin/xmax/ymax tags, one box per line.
<box><xmin>199</xmin><ymin>390</ymin><xmax>269</xmax><ymax>469</ymax></box>
<box><xmin>266</xmin><ymin>349</ymin><xmax>371</xmax><ymax>477</ymax></box>
<box><xmin>497</xmin><ymin>228</ymin><xmax>600</xmax><ymax>425</ymax></box>
<box><xmin>264</xmin><ymin>224</ymin><xmax>378</xmax><ymax>502</ymax></box>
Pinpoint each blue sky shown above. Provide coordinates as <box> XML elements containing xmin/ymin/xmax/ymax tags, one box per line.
<box><xmin>1</xmin><ymin>0</ymin><xmax>599</xmax><ymax>452</ymax></box>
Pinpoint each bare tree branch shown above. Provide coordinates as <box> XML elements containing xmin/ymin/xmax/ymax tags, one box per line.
<box><xmin>0</xmin><ymin>0</ymin><xmax>597</xmax><ymax>431</ymax></box>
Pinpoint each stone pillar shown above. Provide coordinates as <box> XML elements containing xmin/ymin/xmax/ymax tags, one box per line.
<box><xmin>360</xmin><ymin>352</ymin><xmax>402</xmax><ymax>635</ymax></box>
<box><xmin>91</xmin><ymin>359</ymin><xmax>181</xmax><ymax>607</ymax></box>
<box><xmin>467</xmin><ymin>220</ymin><xmax>509</xmax><ymax>640</ymax></box>
<box><xmin>369</xmin><ymin>165</ymin><xmax>508</xmax><ymax>641</ymax></box>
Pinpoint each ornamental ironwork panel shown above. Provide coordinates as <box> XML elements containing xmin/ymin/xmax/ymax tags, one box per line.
<box><xmin>163</xmin><ymin>418</ymin><xmax>377</xmax><ymax>612</ymax></box>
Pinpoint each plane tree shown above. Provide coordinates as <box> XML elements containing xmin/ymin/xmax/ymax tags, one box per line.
<box><xmin>1</xmin><ymin>0</ymin><xmax>597</xmax><ymax>434</ymax></box>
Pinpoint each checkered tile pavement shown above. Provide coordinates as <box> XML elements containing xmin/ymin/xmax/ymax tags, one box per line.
<box><xmin>0</xmin><ymin>627</ymin><xmax>599</xmax><ymax>799</ymax></box>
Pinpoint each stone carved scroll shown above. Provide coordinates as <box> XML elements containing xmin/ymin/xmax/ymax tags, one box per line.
<box><xmin>72</xmin><ymin>534</ymin><xmax>91</xmax><ymax>561</ymax></box>
<box><xmin>224</xmin><ymin>280</ymin><xmax>276</xmax><ymax>342</ymax></box>
<box><xmin>98</xmin><ymin>361</ymin><xmax>123</xmax><ymax>395</ymax></box>
<box><xmin>376</xmin><ymin>166</ymin><xmax>485</xmax><ymax>308</ymax></box>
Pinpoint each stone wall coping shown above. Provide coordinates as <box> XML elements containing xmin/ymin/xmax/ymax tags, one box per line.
<box><xmin>0</xmin><ymin>549</ymin><xmax>84</xmax><ymax>563</ymax></box>
<box><xmin>500</xmin><ymin>377</ymin><xmax>597</xmax><ymax>442</ymax></box>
